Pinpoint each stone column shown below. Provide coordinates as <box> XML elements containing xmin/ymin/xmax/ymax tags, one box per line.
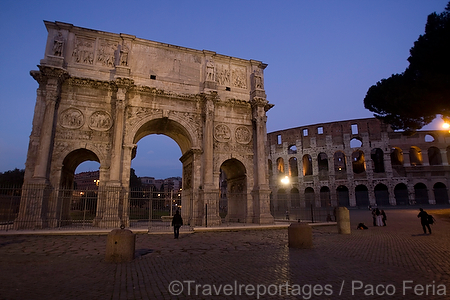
<box><xmin>99</xmin><ymin>78</ymin><xmax>133</xmax><ymax>228</ymax></box>
<box><xmin>109</xmin><ymin>86</ymin><xmax>126</xmax><ymax>184</ymax></box>
<box><xmin>201</xmin><ymin>93</ymin><xmax>221</xmax><ymax>226</ymax></box>
<box><xmin>14</xmin><ymin>66</ymin><xmax>68</xmax><ymax>229</ymax></box>
<box><xmin>251</xmin><ymin>97</ymin><xmax>274</xmax><ymax>224</ymax></box>
<box><xmin>31</xmin><ymin>66</ymin><xmax>69</xmax><ymax>183</ymax></box>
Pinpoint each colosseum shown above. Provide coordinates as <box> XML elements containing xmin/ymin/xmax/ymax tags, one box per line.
<box><xmin>267</xmin><ymin>117</ymin><xmax>450</xmax><ymax>219</ymax></box>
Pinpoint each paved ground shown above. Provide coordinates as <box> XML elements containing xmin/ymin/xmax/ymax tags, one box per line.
<box><xmin>0</xmin><ymin>208</ymin><xmax>449</xmax><ymax>300</ymax></box>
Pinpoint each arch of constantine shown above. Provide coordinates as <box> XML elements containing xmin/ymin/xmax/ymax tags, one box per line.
<box><xmin>15</xmin><ymin>21</ymin><xmax>274</xmax><ymax>229</ymax></box>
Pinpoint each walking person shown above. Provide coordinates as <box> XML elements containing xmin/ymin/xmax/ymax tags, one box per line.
<box><xmin>381</xmin><ymin>210</ymin><xmax>387</xmax><ymax>226</ymax></box>
<box><xmin>172</xmin><ymin>210</ymin><xmax>183</xmax><ymax>239</ymax></box>
<box><xmin>417</xmin><ymin>208</ymin><xmax>432</xmax><ymax>234</ymax></box>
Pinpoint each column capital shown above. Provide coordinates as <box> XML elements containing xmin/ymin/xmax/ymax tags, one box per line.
<box><xmin>250</xmin><ymin>97</ymin><xmax>274</xmax><ymax>112</ymax></box>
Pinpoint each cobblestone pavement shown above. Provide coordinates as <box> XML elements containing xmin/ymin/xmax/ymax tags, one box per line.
<box><xmin>1</xmin><ymin>208</ymin><xmax>450</xmax><ymax>300</ymax></box>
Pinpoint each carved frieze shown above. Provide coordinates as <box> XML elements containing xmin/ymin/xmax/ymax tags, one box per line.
<box><xmin>67</xmin><ymin>77</ymin><xmax>112</xmax><ymax>90</ymax></box>
<box><xmin>171</xmin><ymin>111</ymin><xmax>201</xmax><ymax>130</ymax></box>
<box><xmin>59</xmin><ymin>108</ymin><xmax>84</xmax><ymax>129</ymax></box>
<box><xmin>127</xmin><ymin>107</ymin><xmax>162</xmax><ymax>123</ymax></box>
<box><xmin>216</xmin><ymin>65</ymin><xmax>230</xmax><ymax>86</ymax></box>
<box><xmin>97</xmin><ymin>39</ymin><xmax>117</xmax><ymax>67</ymax></box>
<box><xmin>232</xmin><ymin>67</ymin><xmax>247</xmax><ymax>89</ymax></box>
<box><xmin>214</xmin><ymin>140</ymin><xmax>253</xmax><ymax>154</ymax></box>
<box><xmin>214</xmin><ymin>124</ymin><xmax>231</xmax><ymax>142</ymax></box>
<box><xmin>235</xmin><ymin>126</ymin><xmax>252</xmax><ymax>144</ymax></box>
<box><xmin>72</xmin><ymin>37</ymin><xmax>95</xmax><ymax>65</ymax></box>
<box><xmin>89</xmin><ymin>111</ymin><xmax>112</xmax><ymax>131</ymax></box>
<box><xmin>55</xmin><ymin>130</ymin><xmax>93</xmax><ymax>140</ymax></box>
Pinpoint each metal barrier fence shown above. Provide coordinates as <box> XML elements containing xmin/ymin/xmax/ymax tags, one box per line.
<box><xmin>0</xmin><ymin>186</ymin><xmax>338</xmax><ymax>231</ymax></box>
<box><xmin>0</xmin><ymin>186</ymin><xmax>21</xmax><ymax>230</ymax></box>
<box><xmin>0</xmin><ymin>186</ymin><xmax>188</xmax><ymax>232</ymax></box>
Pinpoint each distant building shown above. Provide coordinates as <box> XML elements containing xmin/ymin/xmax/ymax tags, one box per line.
<box><xmin>73</xmin><ymin>171</ymin><xmax>99</xmax><ymax>190</ymax></box>
<box><xmin>140</xmin><ymin>176</ymin><xmax>156</xmax><ymax>186</ymax></box>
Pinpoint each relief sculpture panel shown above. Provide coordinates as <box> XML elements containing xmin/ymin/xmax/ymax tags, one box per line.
<box><xmin>214</xmin><ymin>124</ymin><xmax>231</xmax><ymax>142</ymax></box>
<box><xmin>59</xmin><ymin>108</ymin><xmax>84</xmax><ymax>129</ymax></box>
<box><xmin>89</xmin><ymin>111</ymin><xmax>112</xmax><ymax>131</ymax></box>
<box><xmin>72</xmin><ymin>37</ymin><xmax>95</xmax><ymax>65</ymax></box>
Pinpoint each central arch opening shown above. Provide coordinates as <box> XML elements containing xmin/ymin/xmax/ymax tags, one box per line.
<box><xmin>220</xmin><ymin>158</ymin><xmax>247</xmax><ymax>223</ymax></box>
<box><xmin>131</xmin><ymin>118</ymin><xmax>191</xmax><ymax>228</ymax></box>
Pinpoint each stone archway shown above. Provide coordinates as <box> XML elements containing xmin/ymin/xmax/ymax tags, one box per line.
<box><xmin>14</xmin><ymin>21</ymin><xmax>274</xmax><ymax>229</ymax></box>
<box><xmin>220</xmin><ymin>158</ymin><xmax>248</xmax><ymax>223</ymax></box>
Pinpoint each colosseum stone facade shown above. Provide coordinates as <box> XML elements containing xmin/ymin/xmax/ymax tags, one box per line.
<box><xmin>267</xmin><ymin>117</ymin><xmax>450</xmax><ymax>215</ymax></box>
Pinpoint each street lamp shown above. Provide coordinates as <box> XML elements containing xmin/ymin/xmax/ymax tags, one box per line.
<box><xmin>281</xmin><ymin>176</ymin><xmax>290</xmax><ymax>185</ymax></box>
<box><xmin>442</xmin><ymin>116</ymin><xmax>450</xmax><ymax>132</ymax></box>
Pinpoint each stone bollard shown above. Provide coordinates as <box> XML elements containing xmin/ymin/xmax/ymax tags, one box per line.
<box><xmin>105</xmin><ymin>227</ymin><xmax>136</xmax><ymax>263</ymax></box>
<box><xmin>336</xmin><ymin>207</ymin><xmax>351</xmax><ymax>234</ymax></box>
<box><xmin>288</xmin><ymin>222</ymin><xmax>313</xmax><ymax>249</ymax></box>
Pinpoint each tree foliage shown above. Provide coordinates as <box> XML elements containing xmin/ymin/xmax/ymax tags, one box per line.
<box><xmin>364</xmin><ymin>2</ymin><xmax>450</xmax><ymax>132</ymax></box>
<box><xmin>129</xmin><ymin>168</ymin><xmax>142</xmax><ymax>188</ymax></box>
<box><xmin>0</xmin><ymin>169</ymin><xmax>25</xmax><ymax>186</ymax></box>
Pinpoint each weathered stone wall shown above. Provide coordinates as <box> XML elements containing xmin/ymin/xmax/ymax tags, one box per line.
<box><xmin>16</xmin><ymin>21</ymin><xmax>274</xmax><ymax>229</ymax></box>
<box><xmin>268</xmin><ymin>118</ymin><xmax>450</xmax><ymax>208</ymax></box>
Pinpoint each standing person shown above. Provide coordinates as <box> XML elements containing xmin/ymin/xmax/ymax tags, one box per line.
<box><xmin>375</xmin><ymin>208</ymin><xmax>383</xmax><ymax>226</ymax></box>
<box><xmin>372</xmin><ymin>208</ymin><xmax>377</xmax><ymax>226</ymax></box>
<box><xmin>172</xmin><ymin>210</ymin><xmax>183</xmax><ymax>239</ymax></box>
<box><xmin>381</xmin><ymin>210</ymin><xmax>387</xmax><ymax>226</ymax></box>
<box><xmin>417</xmin><ymin>208</ymin><xmax>432</xmax><ymax>234</ymax></box>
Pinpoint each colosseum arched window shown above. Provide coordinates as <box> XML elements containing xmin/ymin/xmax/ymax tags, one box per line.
<box><xmin>414</xmin><ymin>183</ymin><xmax>428</xmax><ymax>204</ymax></box>
<box><xmin>302</xmin><ymin>154</ymin><xmax>313</xmax><ymax>176</ymax></box>
<box><xmin>434</xmin><ymin>182</ymin><xmax>449</xmax><ymax>205</ymax></box>
<box><xmin>428</xmin><ymin>147</ymin><xmax>442</xmax><ymax>165</ymax></box>
<box><xmin>318</xmin><ymin>152</ymin><xmax>328</xmax><ymax>172</ymax></box>
<box><xmin>289</xmin><ymin>157</ymin><xmax>298</xmax><ymax>177</ymax></box>
<box><xmin>355</xmin><ymin>185</ymin><xmax>369</xmax><ymax>207</ymax></box>
<box><xmin>304</xmin><ymin>187</ymin><xmax>315</xmax><ymax>207</ymax></box>
<box><xmin>276</xmin><ymin>157</ymin><xmax>285</xmax><ymax>174</ymax></box>
<box><xmin>350</xmin><ymin>137</ymin><xmax>362</xmax><ymax>148</ymax></box>
<box><xmin>277</xmin><ymin>188</ymin><xmax>287</xmax><ymax>210</ymax></box>
<box><xmin>291</xmin><ymin>188</ymin><xmax>300</xmax><ymax>207</ymax></box>
<box><xmin>336</xmin><ymin>185</ymin><xmax>350</xmax><ymax>206</ymax></box>
<box><xmin>288</xmin><ymin>144</ymin><xmax>297</xmax><ymax>154</ymax></box>
<box><xmin>334</xmin><ymin>151</ymin><xmax>346</xmax><ymax>172</ymax></box>
<box><xmin>390</xmin><ymin>147</ymin><xmax>404</xmax><ymax>166</ymax></box>
<box><xmin>409</xmin><ymin>146</ymin><xmax>423</xmax><ymax>166</ymax></box>
<box><xmin>394</xmin><ymin>183</ymin><xmax>408</xmax><ymax>205</ymax></box>
<box><xmin>352</xmin><ymin>150</ymin><xmax>366</xmax><ymax>174</ymax></box>
<box><xmin>374</xmin><ymin>183</ymin><xmax>389</xmax><ymax>206</ymax></box>
<box><xmin>371</xmin><ymin>148</ymin><xmax>385</xmax><ymax>173</ymax></box>
<box><xmin>320</xmin><ymin>186</ymin><xmax>331</xmax><ymax>207</ymax></box>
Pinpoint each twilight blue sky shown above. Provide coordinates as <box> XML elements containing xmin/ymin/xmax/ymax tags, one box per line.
<box><xmin>0</xmin><ymin>0</ymin><xmax>448</xmax><ymax>179</ymax></box>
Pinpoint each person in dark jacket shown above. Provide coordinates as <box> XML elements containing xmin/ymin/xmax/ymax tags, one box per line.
<box><xmin>417</xmin><ymin>208</ymin><xmax>431</xmax><ymax>234</ymax></box>
<box><xmin>172</xmin><ymin>210</ymin><xmax>183</xmax><ymax>239</ymax></box>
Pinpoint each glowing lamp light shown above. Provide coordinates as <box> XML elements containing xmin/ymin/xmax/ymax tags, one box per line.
<box><xmin>443</xmin><ymin>122</ymin><xmax>450</xmax><ymax>130</ymax></box>
<box><xmin>281</xmin><ymin>176</ymin><xmax>290</xmax><ymax>185</ymax></box>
